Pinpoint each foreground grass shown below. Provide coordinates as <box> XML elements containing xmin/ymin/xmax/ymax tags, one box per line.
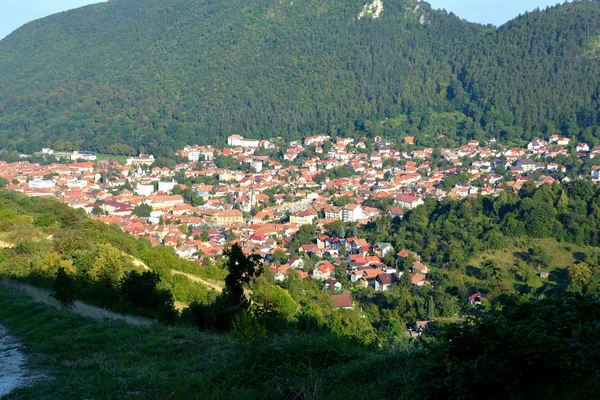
<box><xmin>0</xmin><ymin>286</ymin><xmax>418</xmax><ymax>400</ymax></box>
<box><xmin>0</xmin><ymin>286</ymin><xmax>232</xmax><ymax>400</ymax></box>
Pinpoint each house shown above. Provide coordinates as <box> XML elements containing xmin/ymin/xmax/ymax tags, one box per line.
<box><xmin>343</xmin><ymin>237</ymin><xmax>368</xmax><ymax>254</ymax></box>
<box><xmin>127</xmin><ymin>154</ymin><xmax>155</xmax><ymax>166</ymax></box>
<box><xmin>312</xmin><ymin>263</ymin><xmax>336</xmax><ymax>280</ymax></box>
<box><xmin>389</xmin><ymin>208</ymin><xmax>404</xmax><ymax>220</ymax></box>
<box><xmin>373</xmin><ymin>242</ymin><xmax>393</xmax><ymax>258</ymax></box>
<box><xmin>324</xmin><ymin>206</ymin><xmax>342</xmax><ymax>220</ymax></box>
<box><xmin>358</xmin><ymin>268</ymin><xmax>381</xmax><ymax>287</ymax></box>
<box><xmin>375</xmin><ymin>273</ymin><xmax>399</xmax><ymax>292</ymax></box>
<box><xmin>286</xmin><ymin>256</ymin><xmax>304</xmax><ymax>269</ymax></box>
<box><xmin>527</xmin><ymin>138</ymin><xmax>546</xmax><ymax>151</ymax></box>
<box><xmin>409</xmin><ymin>273</ymin><xmax>429</xmax><ymax>286</ymax></box>
<box><xmin>350</xmin><ymin>270</ymin><xmax>366</xmax><ymax>283</ymax></box>
<box><xmin>576</xmin><ymin>143</ymin><xmax>590</xmax><ymax>152</ymax></box>
<box><xmin>331</xmin><ymin>292</ymin><xmax>354</xmax><ymax>309</ymax></box>
<box><xmin>28</xmin><ymin>179</ymin><xmax>55</xmax><ymax>189</ymax></box>
<box><xmin>410</xmin><ymin>262</ymin><xmax>429</xmax><ymax>274</ymax></box>
<box><xmin>289</xmin><ymin>208</ymin><xmax>318</xmax><ymax>225</ymax></box>
<box><xmin>396</xmin><ymin>249</ymin><xmax>420</xmax><ymax>261</ymax></box>
<box><xmin>394</xmin><ymin>194</ymin><xmax>424</xmax><ymax>209</ymax></box>
<box><xmin>317</xmin><ymin>236</ymin><xmax>330</xmax><ymax>249</ymax></box>
<box><xmin>300</xmin><ymin>243</ymin><xmax>320</xmax><ymax>256</ymax></box>
<box><xmin>227</xmin><ymin>135</ymin><xmax>260</xmax><ymax>148</ymax></box>
<box><xmin>468</xmin><ymin>292</ymin><xmax>486</xmax><ymax>305</ymax></box>
<box><xmin>406</xmin><ymin>320</ymin><xmax>434</xmax><ymax>337</ymax></box>
<box><xmin>323</xmin><ymin>278</ymin><xmax>342</xmax><ymax>290</ymax></box>
<box><xmin>215</xmin><ymin>209</ymin><xmax>243</xmax><ymax>226</ymax></box>
<box><xmin>341</xmin><ymin>203</ymin><xmax>364</xmax><ymax>222</ymax></box>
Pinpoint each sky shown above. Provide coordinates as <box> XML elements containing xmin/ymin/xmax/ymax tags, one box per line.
<box><xmin>0</xmin><ymin>0</ymin><xmax>106</xmax><ymax>39</ymax></box>
<box><xmin>426</xmin><ymin>0</ymin><xmax>569</xmax><ymax>26</ymax></box>
<box><xmin>0</xmin><ymin>0</ymin><xmax>570</xmax><ymax>40</ymax></box>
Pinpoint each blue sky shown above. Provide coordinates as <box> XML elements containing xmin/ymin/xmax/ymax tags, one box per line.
<box><xmin>0</xmin><ymin>0</ymin><xmax>106</xmax><ymax>39</ymax></box>
<box><xmin>0</xmin><ymin>0</ymin><xmax>570</xmax><ymax>40</ymax></box>
<box><xmin>427</xmin><ymin>0</ymin><xmax>570</xmax><ymax>26</ymax></box>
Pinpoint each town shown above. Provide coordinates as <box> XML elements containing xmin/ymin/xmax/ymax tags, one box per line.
<box><xmin>1</xmin><ymin>133</ymin><xmax>598</xmax><ymax>296</ymax></box>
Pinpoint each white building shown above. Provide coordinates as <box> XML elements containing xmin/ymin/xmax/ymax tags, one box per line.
<box><xmin>227</xmin><ymin>135</ymin><xmax>260</xmax><ymax>148</ymax></box>
<box><xmin>28</xmin><ymin>179</ymin><xmax>55</xmax><ymax>189</ymax></box>
<box><xmin>341</xmin><ymin>204</ymin><xmax>364</xmax><ymax>222</ymax></box>
<box><xmin>158</xmin><ymin>181</ymin><xmax>177</xmax><ymax>193</ymax></box>
<box><xmin>70</xmin><ymin>151</ymin><xmax>97</xmax><ymax>161</ymax></box>
<box><xmin>66</xmin><ymin>179</ymin><xmax>88</xmax><ymax>189</ymax></box>
<box><xmin>135</xmin><ymin>183</ymin><xmax>155</xmax><ymax>197</ymax></box>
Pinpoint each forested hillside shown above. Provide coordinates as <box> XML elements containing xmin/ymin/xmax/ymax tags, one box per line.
<box><xmin>0</xmin><ymin>191</ymin><xmax>223</xmax><ymax>319</ymax></box>
<box><xmin>0</xmin><ymin>0</ymin><xmax>599</xmax><ymax>155</ymax></box>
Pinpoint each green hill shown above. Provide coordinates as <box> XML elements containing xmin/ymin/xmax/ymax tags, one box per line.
<box><xmin>0</xmin><ymin>190</ymin><xmax>224</xmax><ymax>318</ymax></box>
<box><xmin>0</xmin><ymin>0</ymin><xmax>600</xmax><ymax>155</ymax></box>
<box><xmin>2</xmin><ymin>283</ymin><xmax>599</xmax><ymax>399</ymax></box>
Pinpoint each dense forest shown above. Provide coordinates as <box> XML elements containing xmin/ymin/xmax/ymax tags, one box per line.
<box><xmin>0</xmin><ymin>0</ymin><xmax>600</xmax><ymax>155</ymax></box>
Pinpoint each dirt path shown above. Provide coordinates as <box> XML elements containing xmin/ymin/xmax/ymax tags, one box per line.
<box><xmin>171</xmin><ymin>270</ymin><xmax>223</xmax><ymax>293</ymax></box>
<box><xmin>170</xmin><ymin>270</ymin><xmax>254</xmax><ymax>296</ymax></box>
<box><xmin>0</xmin><ymin>240</ymin><xmax>14</xmax><ymax>249</ymax></box>
<box><xmin>0</xmin><ymin>280</ymin><xmax>154</xmax><ymax>326</ymax></box>
<box><xmin>0</xmin><ymin>325</ymin><xmax>29</xmax><ymax>397</ymax></box>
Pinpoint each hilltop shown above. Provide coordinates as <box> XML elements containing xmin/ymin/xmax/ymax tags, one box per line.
<box><xmin>0</xmin><ymin>0</ymin><xmax>600</xmax><ymax>155</ymax></box>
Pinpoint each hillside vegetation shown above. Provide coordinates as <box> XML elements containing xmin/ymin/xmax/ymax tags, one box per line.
<box><xmin>1</xmin><ymin>185</ymin><xmax>600</xmax><ymax>397</ymax></box>
<box><xmin>0</xmin><ymin>190</ymin><xmax>224</xmax><ymax>319</ymax></box>
<box><xmin>1</xmin><ymin>0</ymin><xmax>600</xmax><ymax>155</ymax></box>
<box><xmin>2</xmin><ymin>283</ymin><xmax>600</xmax><ymax>399</ymax></box>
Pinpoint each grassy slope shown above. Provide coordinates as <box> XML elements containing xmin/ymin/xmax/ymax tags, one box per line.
<box><xmin>467</xmin><ymin>238</ymin><xmax>592</xmax><ymax>293</ymax></box>
<box><xmin>0</xmin><ymin>286</ymin><xmax>230</xmax><ymax>400</ymax></box>
<box><xmin>0</xmin><ymin>285</ymin><xmax>416</xmax><ymax>400</ymax></box>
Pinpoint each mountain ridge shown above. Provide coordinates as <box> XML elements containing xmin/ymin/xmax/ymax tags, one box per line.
<box><xmin>0</xmin><ymin>0</ymin><xmax>598</xmax><ymax>155</ymax></box>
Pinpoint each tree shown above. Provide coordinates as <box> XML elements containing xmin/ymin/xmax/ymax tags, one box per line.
<box><xmin>91</xmin><ymin>205</ymin><xmax>105</xmax><ymax>216</ymax></box>
<box><xmin>292</xmin><ymin>224</ymin><xmax>316</xmax><ymax>246</ymax></box>
<box><xmin>32</xmin><ymin>252</ymin><xmax>76</xmax><ymax>278</ymax></box>
<box><xmin>223</xmin><ymin>243</ymin><xmax>263</xmax><ymax>306</ymax></box>
<box><xmin>568</xmin><ymin>262</ymin><xmax>592</xmax><ymax>295</ymax></box>
<box><xmin>132</xmin><ymin>203</ymin><xmax>152</xmax><ymax>218</ymax></box>
<box><xmin>53</xmin><ymin>229</ymin><xmax>93</xmax><ymax>256</ymax></box>
<box><xmin>482</xmin><ymin>260</ymin><xmax>502</xmax><ymax>291</ymax></box>
<box><xmin>120</xmin><ymin>270</ymin><xmax>175</xmax><ymax>322</ymax></box>
<box><xmin>399</xmin><ymin>272</ymin><xmax>412</xmax><ymax>288</ymax></box>
<box><xmin>88</xmin><ymin>243</ymin><xmax>132</xmax><ymax>288</ymax></box>
<box><xmin>251</xmin><ymin>273</ymin><xmax>299</xmax><ymax>320</ymax></box>
<box><xmin>325</xmin><ymin>220</ymin><xmax>346</xmax><ymax>238</ymax></box>
<box><xmin>272</xmin><ymin>249</ymin><xmax>288</xmax><ymax>267</ymax></box>
<box><xmin>52</xmin><ymin>267</ymin><xmax>77</xmax><ymax>307</ymax></box>
<box><xmin>427</xmin><ymin>296</ymin><xmax>436</xmax><ymax>320</ymax></box>
<box><xmin>198</xmin><ymin>230</ymin><xmax>209</xmax><ymax>242</ymax></box>
<box><xmin>528</xmin><ymin>245</ymin><xmax>551</xmax><ymax>273</ymax></box>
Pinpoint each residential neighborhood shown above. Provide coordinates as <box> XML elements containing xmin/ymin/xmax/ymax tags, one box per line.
<box><xmin>1</xmin><ymin>133</ymin><xmax>598</xmax><ymax>293</ymax></box>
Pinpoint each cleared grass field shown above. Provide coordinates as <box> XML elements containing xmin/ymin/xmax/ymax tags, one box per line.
<box><xmin>467</xmin><ymin>238</ymin><xmax>595</xmax><ymax>294</ymax></box>
<box><xmin>95</xmin><ymin>154</ymin><xmax>129</xmax><ymax>165</ymax></box>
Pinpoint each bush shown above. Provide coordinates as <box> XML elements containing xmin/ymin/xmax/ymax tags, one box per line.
<box><xmin>52</xmin><ymin>267</ymin><xmax>76</xmax><ymax>307</ymax></box>
<box><xmin>417</xmin><ymin>295</ymin><xmax>600</xmax><ymax>399</ymax></box>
